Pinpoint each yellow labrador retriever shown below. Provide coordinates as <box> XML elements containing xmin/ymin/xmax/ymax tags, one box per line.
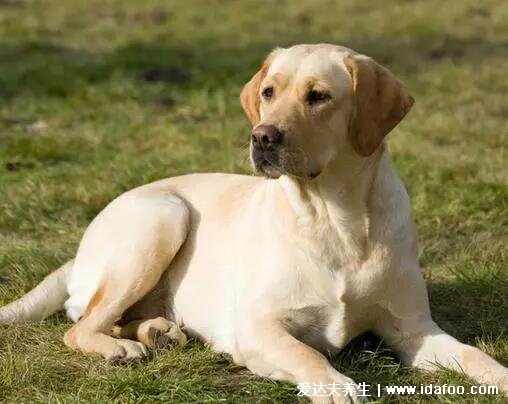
<box><xmin>1</xmin><ymin>44</ymin><xmax>506</xmax><ymax>403</ymax></box>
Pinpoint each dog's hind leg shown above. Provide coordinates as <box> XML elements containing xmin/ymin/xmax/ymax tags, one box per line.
<box><xmin>63</xmin><ymin>192</ymin><xmax>189</xmax><ymax>361</ymax></box>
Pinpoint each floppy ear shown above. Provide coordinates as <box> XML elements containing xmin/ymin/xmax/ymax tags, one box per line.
<box><xmin>344</xmin><ymin>54</ymin><xmax>414</xmax><ymax>156</ymax></box>
<box><xmin>240</xmin><ymin>49</ymin><xmax>280</xmax><ymax>126</ymax></box>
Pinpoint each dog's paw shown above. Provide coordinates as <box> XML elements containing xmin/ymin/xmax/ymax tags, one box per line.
<box><xmin>110</xmin><ymin>339</ymin><xmax>148</xmax><ymax>362</ymax></box>
<box><xmin>140</xmin><ymin>317</ymin><xmax>188</xmax><ymax>349</ymax></box>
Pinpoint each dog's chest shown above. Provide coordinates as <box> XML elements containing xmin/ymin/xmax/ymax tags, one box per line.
<box><xmin>273</xmin><ymin>258</ymin><xmax>384</xmax><ymax>352</ymax></box>
<box><xmin>274</xmin><ymin>222</ymin><xmax>387</xmax><ymax>350</ymax></box>
<box><xmin>283</xmin><ymin>299</ymin><xmax>376</xmax><ymax>352</ymax></box>
<box><xmin>291</xmin><ymin>213</ymin><xmax>385</xmax><ymax>297</ymax></box>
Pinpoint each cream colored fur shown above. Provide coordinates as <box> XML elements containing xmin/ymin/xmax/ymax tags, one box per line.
<box><xmin>1</xmin><ymin>44</ymin><xmax>506</xmax><ymax>403</ymax></box>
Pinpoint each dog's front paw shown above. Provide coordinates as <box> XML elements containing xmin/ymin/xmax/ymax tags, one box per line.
<box><xmin>111</xmin><ymin>339</ymin><xmax>148</xmax><ymax>362</ymax></box>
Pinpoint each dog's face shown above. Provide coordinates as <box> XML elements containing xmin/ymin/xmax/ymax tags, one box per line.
<box><xmin>240</xmin><ymin>44</ymin><xmax>414</xmax><ymax>178</ymax></box>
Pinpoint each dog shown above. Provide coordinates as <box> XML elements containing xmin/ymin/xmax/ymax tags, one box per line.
<box><xmin>1</xmin><ymin>44</ymin><xmax>506</xmax><ymax>403</ymax></box>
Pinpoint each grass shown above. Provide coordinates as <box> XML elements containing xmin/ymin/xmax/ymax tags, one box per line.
<box><xmin>0</xmin><ymin>0</ymin><xmax>507</xmax><ymax>402</ymax></box>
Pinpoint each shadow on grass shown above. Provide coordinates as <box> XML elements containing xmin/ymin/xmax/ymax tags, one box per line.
<box><xmin>1</xmin><ymin>34</ymin><xmax>507</xmax><ymax>103</ymax></box>
<box><xmin>429</xmin><ymin>278</ymin><xmax>508</xmax><ymax>346</ymax></box>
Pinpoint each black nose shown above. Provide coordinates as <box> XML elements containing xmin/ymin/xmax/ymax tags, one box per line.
<box><xmin>251</xmin><ymin>124</ymin><xmax>284</xmax><ymax>149</ymax></box>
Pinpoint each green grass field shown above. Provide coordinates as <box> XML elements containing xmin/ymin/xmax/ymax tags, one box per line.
<box><xmin>0</xmin><ymin>0</ymin><xmax>507</xmax><ymax>402</ymax></box>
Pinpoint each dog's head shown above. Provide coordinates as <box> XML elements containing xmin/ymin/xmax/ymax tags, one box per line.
<box><xmin>240</xmin><ymin>44</ymin><xmax>414</xmax><ymax>179</ymax></box>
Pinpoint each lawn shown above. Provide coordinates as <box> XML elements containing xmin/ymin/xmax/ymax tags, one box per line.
<box><xmin>0</xmin><ymin>0</ymin><xmax>507</xmax><ymax>402</ymax></box>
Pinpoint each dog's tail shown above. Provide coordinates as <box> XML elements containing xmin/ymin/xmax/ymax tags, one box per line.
<box><xmin>0</xmin><ymin>260</ymin><xmax>73</xmax><ymax>324</ymax></box>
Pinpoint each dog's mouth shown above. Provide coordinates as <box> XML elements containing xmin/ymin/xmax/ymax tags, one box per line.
<box><xmin>252</xmin><ymin>152</ymin><xmax>283</xmax><ymax>179</ymax></box>
<box><xmin>258</xmin><ymin>164</ymin><xmax>283</xmax><ymax>179</ymax></box>
<box><xmin>250</xmin><ymin>148</ymin><xmax>320</xmax><ymax>180</ymax></box>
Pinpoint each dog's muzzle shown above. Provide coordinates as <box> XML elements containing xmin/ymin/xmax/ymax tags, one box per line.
<box><xmin>251</xmin><ymin>125</ymin><xmax>285</xmax><ymax>175</ymax></box>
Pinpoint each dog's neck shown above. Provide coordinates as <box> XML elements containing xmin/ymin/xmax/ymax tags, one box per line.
<box><xmin>279</xmin><ymin>145</ymin><xmax>385</xmax><ymax>261</ymax></box>
<box><xmin>317</xmin><ymin>148</ymin><xmax>382</xmax><ymax>207</ymax></box>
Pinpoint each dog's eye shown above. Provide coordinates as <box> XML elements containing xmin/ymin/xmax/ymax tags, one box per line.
<box><xmin>306</xmin><ymin>90</ymin><xmax>330</xmax><ymax>105</ymax></box>
<box><xmin>262</xmin><ymin>87</ymin><xmax>274</xmax><ymax>100</ymax></box>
